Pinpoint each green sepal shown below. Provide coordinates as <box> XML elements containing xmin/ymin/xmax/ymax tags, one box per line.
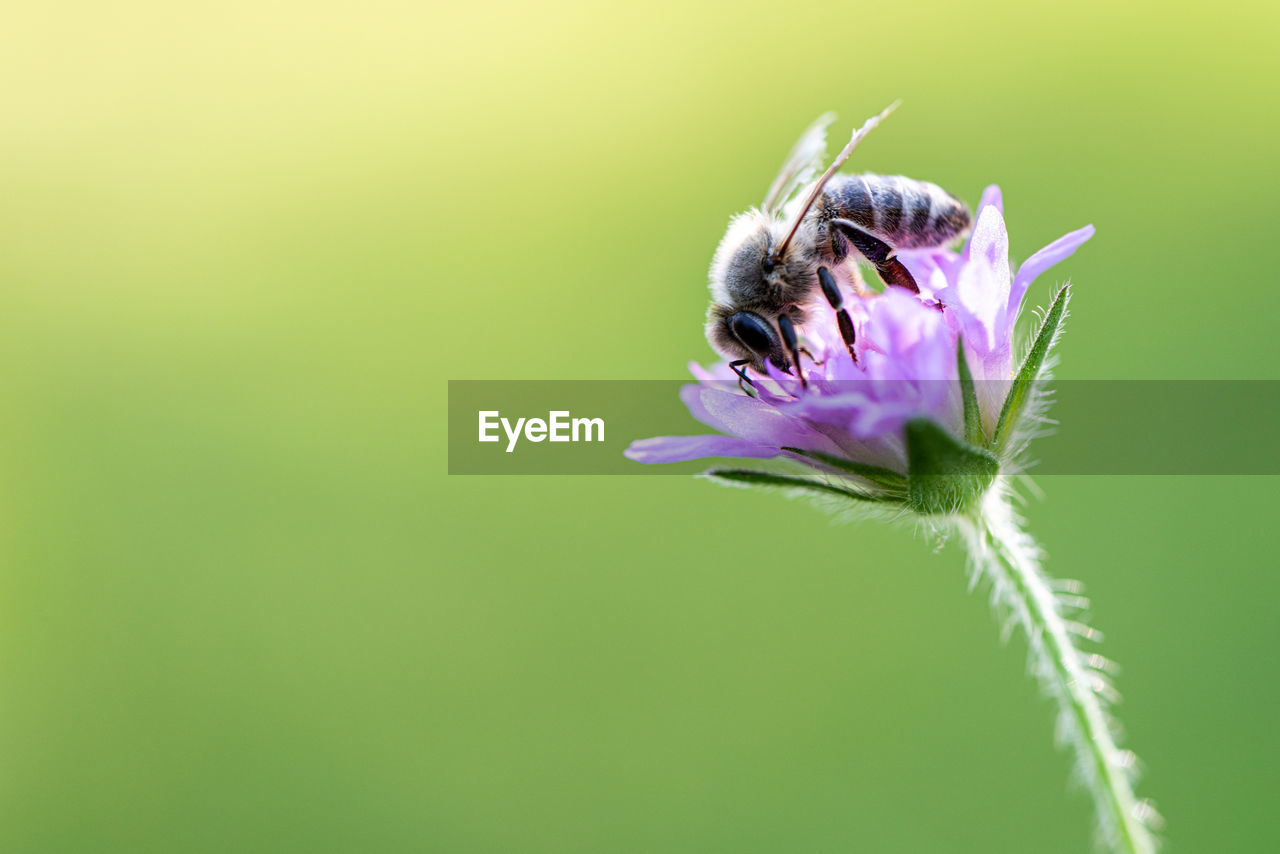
<box><xmin>993</xmin><ymin>285</ymin><xmax>1070</xmax><ymax>449</ymax></box>
<box><xmin>779</xmin><ymin>447</ymin><xmax>907</xmax><ymax>493</ymax></box>
<box><xmin>905</xmin><ymin>418</ymin><xmax>998</xmax><ymax>516</ymax></box>
<box><xmin>703</xmin><ymin>469</ymin><xmax>901</xmax><ymax>504</ymax></box>
<box><xmin>956</xmin><ymin>338</ymin><xmax>987</xmax><ymax>447</ymax></box>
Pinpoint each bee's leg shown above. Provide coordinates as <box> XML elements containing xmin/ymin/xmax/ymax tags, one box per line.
<box><xmin>729</xmin><ymin>359</ymin><xmax>757</xmax><ymax>397</ymax></box>
<box><xmin>798</xmin><ymin>346</ymin><xmax>822</xmax><ymax>366</ymax></box>
<box><xmin>829</xmin><ymin>219</ymin><xmax>921</xmax><ymax>295</ymax></box>
<box><xmin>776</xmin><ymin>314</ymin><xmax>807</xmax><ymax>389</ymax></box>
<box><xmin>817</xmin><ymin>266</ymin><xmax>859</xmax><ymax>365</ymax></box>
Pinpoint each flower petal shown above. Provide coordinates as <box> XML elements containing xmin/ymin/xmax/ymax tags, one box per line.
<box><xmin>963</xmin><ymin>185</ymin><xmax>1003</xmax><ymax>260</ymax></box>
<box><xmin>897</xmin><ymin>251</ymin><xmax>958</xmax><ymax>302</ymax></box>
<box><xmin>942</xmin><ymin>203</ymin><xmax>1010</xmax><ymax>353</ymax></box>
<box><xmin>623</xmin><ymin>434</ymin><xmax>779</xmax><ymax>464</ymax></box>
<box><xmin>977</xmin><ymin>184</ymin><xmax>1003</xmax><ymax>217</ymax></box>
<box><xmin>688</xmin><ymin>360</ymin><xmax>719</xmax><ymax>383</ymax></box>
<box><xmin>698</xmin><ymin>386</ymin><xmax>833</xmax><ymax>449</ymax></box>
<box><xmin>680</xmin><ymin>382</ymin><xmax>724</xmax><ymax>431</ymax></box>
<box><xmin>1008</xmin><ymin>224</ymin><xmax>1095</xmax><ymax>319</ymax></box>
<box><xmin>861</xmin><ymin>288</ymin><xmax>950</xmax><ymax>374</ymax></box>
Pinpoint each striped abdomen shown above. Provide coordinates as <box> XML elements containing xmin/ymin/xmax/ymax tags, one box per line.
<box><xmin>818</xmin><ymin>174</ymin><xmax>971</xmax><ymax>250</ymax></box>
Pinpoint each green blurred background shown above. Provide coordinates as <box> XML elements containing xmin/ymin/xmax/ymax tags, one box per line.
<box><xmin>2</xmin><ymin>0</ymin><xmax>1278</xmax><ymax>851</ymax></box>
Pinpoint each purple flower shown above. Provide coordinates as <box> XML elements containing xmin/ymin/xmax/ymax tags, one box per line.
<box><xmin>624</xmin><ymin>134</ymin><xmax>1158</xmax><ymax>849</ymax></box>
<box><xmin>625</xmin><ymin>186</ymin><xmax>1093</xmax><ymax>494</ymax></box>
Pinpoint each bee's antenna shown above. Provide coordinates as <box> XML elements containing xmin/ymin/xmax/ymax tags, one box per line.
<box><xmin>771</xmin><ymin>100</ymin><xmax>901</xmax><ymax>261</ymax></box>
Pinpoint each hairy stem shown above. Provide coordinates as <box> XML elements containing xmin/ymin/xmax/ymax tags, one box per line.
<box><xmin>958</xmin><ymin>485</ymin><xmax>1158</xmax><ymax>854</ymax></box>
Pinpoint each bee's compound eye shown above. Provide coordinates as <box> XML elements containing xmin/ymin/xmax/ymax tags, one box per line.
<box><xmin>727</xmin><ymin>311</ymin><xmax>778</xmax><ymax>357</ymax></box>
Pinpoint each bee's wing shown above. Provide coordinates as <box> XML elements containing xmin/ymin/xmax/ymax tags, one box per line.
<box><xmin>761</xmin><ymin>112</ymin><xmax>836</xmax><ymax>215</ymax></box>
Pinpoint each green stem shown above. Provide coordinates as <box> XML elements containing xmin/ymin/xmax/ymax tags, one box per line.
<box><xmin>959</xmin><ymin>486</ymin><xmax>1158</xmax><ymax>854</ymax></box>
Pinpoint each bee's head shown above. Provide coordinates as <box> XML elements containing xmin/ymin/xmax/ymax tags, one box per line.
<box><xmin>705</xmin><ymin>210</ymin><xmax>810</xmax><ymax>374</ymax></box>
<box><xmin>709</xmin><ymin>207</ymin><xmax>821</xmax><ymax>310</ymax></box>
<box><xmin>709</xmin><ymin>210</ymin><xmax>787</xmax><ymax>307</ymax></box>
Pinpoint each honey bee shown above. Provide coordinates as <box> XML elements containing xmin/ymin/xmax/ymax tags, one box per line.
<box><xmin>706</xmin><ymin>103</ymin><xmax>972</xmax><ymax>386</ymax></box>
